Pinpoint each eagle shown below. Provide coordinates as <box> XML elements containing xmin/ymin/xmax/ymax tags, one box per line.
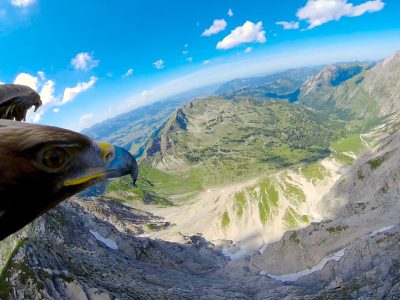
<box><xmin>0</xmin><ymin>84</ymin><xmax>138</xmax><ymax>240</ymax></box>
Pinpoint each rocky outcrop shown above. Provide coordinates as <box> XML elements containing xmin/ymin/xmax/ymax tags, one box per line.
<box><xmin>142</xmin><ymin>108</ymin><xmax>188</xmax><ymax>160</ymax></box>
<box><xmin>301</xmin><ymin>63</ymin><xmax>367</xmax><ymax>96</ymax></box>
<box><xmin>248</xmin><ymin>115</ymin><xmax>400</xmax><ymax>297</ymax></box>
<box><xmin>299</xmin><ymin>53</ymin><xmax>400</xmax><ymax>118</ymax></box>
<box><xmin>3</xmin><ymin>192</ymin><xmax>400</xmax><ymax>299</ymax></box>
<box><xmin>173</xmin><ymin>108</ymin><xmax>188</xmax><ymax>130</ymax></box>
<box><xmin>298</xmin><ymin>63</ymin><xmax>371</xmax><ymax>113</ymax></box>
<box><xmin>145</xmin><ymin>136</ymin><xmax>162</xmax><ymax>157</ymax></box>
<box><xmin>0</xmin><ymin>198</ymin><xmax>276</xmax><ymax>299</ymax></box>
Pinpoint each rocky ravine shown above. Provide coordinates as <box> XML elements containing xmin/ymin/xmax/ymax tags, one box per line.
<box><xmin>1</xmin><ymin>190</ymin><xmax>400</xmax><ymax>299</ymax></box>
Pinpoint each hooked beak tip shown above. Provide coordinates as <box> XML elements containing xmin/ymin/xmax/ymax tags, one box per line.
<box><xmin>104</xmin><ymin>145</ymin><xmax>139</xmax><ymax>186</ymax></box>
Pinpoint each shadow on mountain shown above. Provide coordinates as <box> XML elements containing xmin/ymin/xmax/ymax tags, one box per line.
<box><xmin>259</xmin><ymin>148</ymin><xmax>331</xmax><ymax>168</ymax></box>
<box><xmin>3</xmin><ymin>197</ymin><xmax>274</xmax><ymax>298</ymax></box>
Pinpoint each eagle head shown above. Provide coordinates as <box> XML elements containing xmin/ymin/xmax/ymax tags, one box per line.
<box><xmin>0</xmin><ymin>120</ymin><xmax>138</xmax><ymax>240</ymax></box>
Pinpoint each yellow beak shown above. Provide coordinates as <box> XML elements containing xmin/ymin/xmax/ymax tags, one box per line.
<box><xmin>64</xmin><ymin>142</ymin><xmax>115</xmax><ymax>187</ymax></box>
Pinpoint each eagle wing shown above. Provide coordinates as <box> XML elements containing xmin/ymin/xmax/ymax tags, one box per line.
<box><xmin>0</xmin><ymin>84</ymin><xmax>42</xmax><ymax>121</ymax></box>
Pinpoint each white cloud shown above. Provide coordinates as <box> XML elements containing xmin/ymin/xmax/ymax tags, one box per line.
<box><xmin>35</xmin><ymin>81</ymin><xmax>62</xmax><ymax>122</ymax></box>
<box><xmin>122</xmin><ymin>68</ymin><xmax>133</xmax><ymax>78</ymax></box>
<box><xmin>31</xmin><ymin>110</ymin><xmax>44</xmax><ymax>123</ymax></box>
<box><xmin>182</xmin><ymin>50</ymin><xmax>189</xmax><ymax>55</ymax></box>
<box><xmin>184</xmin><ymin>43</ymin><xmax>188</xmax><ymax>48</ymax></box>
<box><xmin>141</xmin><ymin>90</ymin><xmax>148</xmax><ymax>97</ymax></box>
<box><xmin>12</xmin><ymin>71</ymin><xmax>99</xmax><ymax>124</ymax></box>
<box><xmin>297</xmin><ymin>0</ymin><xmax>385</xmax><ymax>29</ymax></box>
<box><xmin>153</xmin><ymin>59</ymin><xmax>165</xmax><ymax>69</ymax></box>
<box><xmin>202</xmin><ymin>19</ymin><xmax>227</xmax><ymax>37</ymax></box>
<box><xmin>227</xmin><ymin>8</ymin><xmax>233</xmax><ymax>17</ymax></box>
<box><xmin>276</xmin><ymin>21</ymin><xmax>300</xmax><ymax>30</ymax></box>
<box><xmin>37</xmin><ymin>71</ymin><xmax>45</xmax><ymax>80</ymax></box>
<box><xmin>186</xmin><ymin>57</ymin><xmax>193</xmax><ymax>62</ymax></box>
<box><xmin>79</xmin><ymin>113</ymin><xmax>93</xmax><ymax>126</ymax></box>
<box><xmin>62</xmin><ymin>76</ymin><xmax>97</xmax><ymax>104</ymax></box>
<box><xmin>216</xmin><ymin>21</ymin><xmax>266</xmax><ymax>50</ymax></box>
<box><xmin>203</xmin><ymin>60</ymin><xmax>211</xmax><ymax>65</ymax></box>
<box><xmin>10</xmin><ymin>0</ymin><xmax>36</xmax><ymax>7</ymax></box>
<box><xmin>244</xmin><ymin>47</ymin><xmax>253</xmax><ymax>54</ymax></box>
<box><xmin>39</xmin><ymin>80</ymin><xmax>57</xmax><ymax>106</ymax></box>
<box><xmin>71</xmin><ymin>52</ymin><xmax>99</xmax><ymax>71</ymax></box>
<box><xmin>14</xmin><ymin>73</ymin><xmax>39</xmax><ymax>90</ymax></box>
<box><xmin>14</xmin><ymin>72</ymin><xmax>59</xmax><ymax>123</ymax></box>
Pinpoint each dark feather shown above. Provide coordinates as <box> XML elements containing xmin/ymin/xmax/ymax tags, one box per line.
<box><xmin>0</xmin><ymin>120</ymin><xmax>138</xmax><ymax>240</ymax></box>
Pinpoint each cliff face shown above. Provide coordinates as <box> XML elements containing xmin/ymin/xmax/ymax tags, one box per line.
<box><xmin>250</xmin><ymin>115</ymin><xmax>400</xmax><ymax>298</ymax></box>
<box><xmin>142</xmin><ymin>108</ymin><xmax>188</xmax><ymax>160</ymax></box>
<box><xmin>3</xmin><ymin>187</ymin><xmax>400</xmax><ymax>299</ymax></box>
<box><xmin>0</xmin><ymin>198</ymin><xmax>271</xmax><ymax>299</ymax></box>
<box><xmin>299</xmin><ymin>53</ymin><xmax>400</xmax><ymax>118</ymax></box>
<box><xmin>360</xmin><ymin>51</ymin><xmax>400</xmax><ymax>115</ymax></box>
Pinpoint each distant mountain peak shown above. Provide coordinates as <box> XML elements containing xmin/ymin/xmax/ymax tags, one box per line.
<box><xmin>300</xmin><ymin>63</ymin><xmax>368</xmax><ymax>97</ymax></box>
<box><xmin>380</xmin><ymin>49</ymin><xmax>400</xmax><ymax>67</ymax></box>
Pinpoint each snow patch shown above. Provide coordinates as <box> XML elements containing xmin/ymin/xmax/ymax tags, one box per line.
<box><xmin>137</xmin><ymin>233</ymin><xmax>150</xmax><ymax>238</ymax></box>
<box><xmin>222</xmin><ymin>246</ymin><xmax>247</xmax><ymax>260</ymax></box>
<box><xmin>342</xmin><ymin>151</ymin><xmax>357</xmax><ymax>159</ymax></box>
<box><xmin>89</xmin><ymin>230</ymin><xmax>118</xmax><ymax>250</ymax></box>
<box><xmin>369</xmin><ymin>225</ymin><xmax>396</xmax><ymax>237</ymax></box>
<box><xmin>258</xmin><ymin>244</ymin><xmax>268</xmax><ymax>255</ymax></box>
<box><xmin>260</xmin><ymin>247</ymin><xmax>346</xmax><ymax>282</ymax></box>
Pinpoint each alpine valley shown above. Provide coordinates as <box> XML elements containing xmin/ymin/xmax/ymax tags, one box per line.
<box><xmin>2</xmin><ymin>51</ymin><xmax>400</xmax><ymax>299</ymax></box>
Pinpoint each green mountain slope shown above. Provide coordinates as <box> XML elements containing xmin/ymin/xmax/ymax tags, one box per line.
<box><xmin>102</xmin><ymin>56</ymin><xmax>400</xmax><ymax>243</ymax></box>
<box><xmin>82</xmin><ymin>84</ymin><xmax>218</xmax><ymax>153</ymax></box>
<box><xmin>141</xmin><ymin>98</ymin><xmax>343</xmax><ymax>186</ymax></box>
<box><xmin>297</xmin><ymin>59</ymin><xmax>400</xmax><ymax>119</ymax></box>
<box><xmin>98</xmin><ymin>55</ymin><xmax>400</xmax><ymax>244</ymax></box>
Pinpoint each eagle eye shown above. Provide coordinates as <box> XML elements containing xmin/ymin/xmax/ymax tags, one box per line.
<box><xmin>41</xmin><ymin>147</ymin><xmax>69</xmax><ymax>169</ymax></box>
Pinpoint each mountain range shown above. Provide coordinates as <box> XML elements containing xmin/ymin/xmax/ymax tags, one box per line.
<box><xmin>1</xmin><ymin>51</ymin><xmax>400</xmax><ymax>298</ymax></box>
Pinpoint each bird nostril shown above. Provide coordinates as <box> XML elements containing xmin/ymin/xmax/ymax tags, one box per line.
<box><xmin>97</xmin><ymin>142</ymin><xmax>115</xmax><ymax>163</ymax></box>
<box><xmin>105</xmin><ymin>151</ymin><xmax>114</xmax><ymax>162</ymax></box>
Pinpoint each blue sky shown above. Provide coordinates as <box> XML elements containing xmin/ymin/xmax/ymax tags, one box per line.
<box><xmin>0</xmin><ymin>0</ymin><xmax>400</xmax><ymax>131</ymax></box>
